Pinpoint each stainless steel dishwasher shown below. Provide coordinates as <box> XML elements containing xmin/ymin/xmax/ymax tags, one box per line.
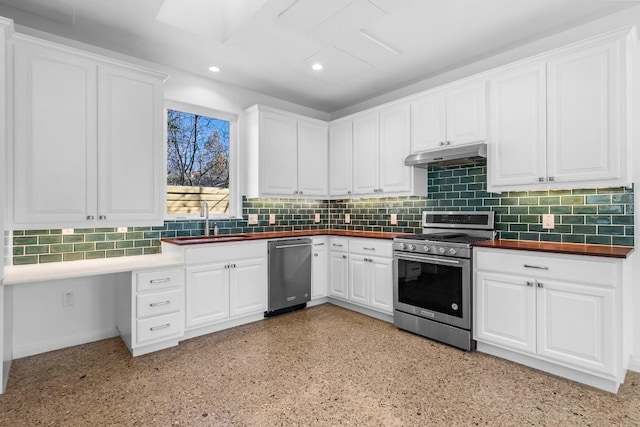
<box><xmin>266</xmin><ymin>238</ymin><xmax>312</xmax><ymax>316</ymax></box>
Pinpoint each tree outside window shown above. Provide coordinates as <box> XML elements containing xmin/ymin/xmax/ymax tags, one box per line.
<box><xmin>167</xmin><ymin>109</ymin><xmax>230</xmax><ymax>214</ymax></box>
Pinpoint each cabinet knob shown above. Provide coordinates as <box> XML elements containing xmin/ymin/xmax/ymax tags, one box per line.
<box><xmin>86</xmin><ymin>215</ymin><xmax>94</xmax><ymax>220</ymax></box>
<box><xmin>548</xmin><ymin>176</ymin><xmax>555</xmax><ymax>182</ymax></box>
<box><xmin>439</xmin><ymin>141</ymin><xmax>444</xmax><ymax>146</ymax></box>
<box><xmin>445</xmin><ymin>141</ymin><xmax>451</xmax><ymax>146</ymax></box>
<box><xmin>537</xmin><ymin>282</ymin><xmax>544</xmax><ymax>288</ymax></box>
<box><xmin>98</xmin><ymin>215</ymin><xmax>106</xmax><ymax>220</ymax></box>
<box><xmin>314</xmin><ymin>253</ymin><xmax>318</xmax><ymax>257</ymax></box>
<box><xmin>538</xmin><ymin>177</ymin><xmax>545</xmax><ymax>182</ymax></box>
<box><xmin>342</xmin><ymin>255</ymin><xmax>347</xmax><ymax>259</ymax></box>
<box><xmin>347</xmin><ymin>191</ymin><xmax>352</xmax><ymax>195</ymax></box>
<box><xmin>526</xmin><ymin>281</ymin><xmax>534</xmax><ymax>287</ymax></box>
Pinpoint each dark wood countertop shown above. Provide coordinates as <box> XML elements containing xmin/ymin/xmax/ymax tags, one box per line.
<box><xmin>473</xmin><ymin>239</ymin><xmax>634</xmax><ymax>259</ymax></box>
<box><xmin>162</xmin><ymin>229</ymin><xmax>410</xmax><ymax>246</ymax></box>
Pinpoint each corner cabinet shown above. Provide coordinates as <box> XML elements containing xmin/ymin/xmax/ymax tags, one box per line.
<box><xmin>474</xmin><ymin>247</ymin><xmax>628</xmax><ymax>392</ymax></box>
<box><xmin>12</xmin><ymin>36</ymin><xmax>166</xmax><ymax>228</ymax></box>
<box><xmin>245</xmin><ymin>105</ymin><xmax>328</xmax><ymax>198</ymax></box>
<box><xmin>488</xmin><ymin>29</ymin><xmax>635</xmax><ymax>191</ymax></box>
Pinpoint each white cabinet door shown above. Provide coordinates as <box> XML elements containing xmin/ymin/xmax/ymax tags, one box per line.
<box><xmin>97</xmin><ymin>65</ymin><xmax>164</xmax><ymax>225</ymax></box>
<box><xmin>329</xmin><ymin>252</ymin><xmax>349</xmax><ymax>300</ymax></box>
<box><xmin>536</xmin><ymin>279</ymin><xmax>615</xmax><ymax>375</ymax></box>
<box><xmin>229</xmin><ymin>257</ymin><xmax>267</xmax><ymax>318</ymax></box>
<box><xmin>446</xmin><ymin>80</ymin><xmax>487</xmax><ymax>145</ymax></box>
<box><xmin>410</xmin><ymin>90</ymin><xmax>446</xmax><ymax>152</ymax></box>
<box><xmin>13</xmin><ymin>42</ymin><xmax>98</xmax><ymax>225</ymax></box>
<box><xmin>259</xmin><ymin>110</ymin><xmax>298</xmax><ymax>196</ymax></box>
<box><xmin>369</xmin><ymin>256</ymin><xmax>393</xmax><ymax>314</ymax></box>
<box><xmin>474</xmin><ymin>271</ymin><xmax>536</xmax><ymax>354</ymax></box>
<box><xmin>311</xmin><ymin>238</ymin><xmax>328</xmax><ymax>299</ymax></box>
<box><xmin>329</xmin><ymin>120</ymin><xmax>353</xmax><ymax>196</ymax></box>
<box><xmin>297</xmin><ymin>119</ymin><xmax>328</xmax><ymax>196</ymax></box>
<box><xmin>547</xmin><ymin>41</ymin><xmax>621</xmax><ymax>184</ymax></box>
<box><xmin>348</xmin><ymin>255</ymin><xmax>369</xmax><ymax>306</ymax></box>
<box><xmin>379</xmin><ymin>104</ymin><xmax>411</xmax><ymax>193</ymax></box>
<box><xmin>352</xmin><ymin>112</ymin><xmax>379</xmax><ymax>195</ymax></box>
<box><xmin>185</xmin><ymin>264</ymin><xmax>229</xmax><ymax>328</ymax></box>
<box><xmin>488</xmin><ymin>62</ymin><xmax>547</xmax><ymax>188</ymax></box>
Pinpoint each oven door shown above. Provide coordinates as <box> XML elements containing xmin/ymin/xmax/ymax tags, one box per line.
<box><xmin>393</xmin><ymin>252</ymin><xmax>470</xmax><ymax>330</ymax></box>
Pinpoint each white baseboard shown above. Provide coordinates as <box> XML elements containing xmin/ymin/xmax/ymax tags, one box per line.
<box><xmin>13</xmin><ymin>327</ymin><xmax>120</xmax><ymax>359</ymax></box>
<box><xmin>327</xmin><ymin>298</ymin><xmax>393</xmax><ymax>323</ymax></box>
<box><xmin>628</xmin><ymin>356</ymin><xmax>640</xmax><ymax>373</ymax></box>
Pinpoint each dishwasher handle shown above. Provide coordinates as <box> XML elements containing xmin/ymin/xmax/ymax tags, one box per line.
<box><xmin>273</xmin><ymin>242</ymin><xmax>313</xmax><ymax>250</ymax></box>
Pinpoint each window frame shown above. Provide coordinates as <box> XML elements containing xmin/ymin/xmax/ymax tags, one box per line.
<box><xmin>164</xmin><ymin>100</ymin><xmax>241</xmax><ymax>220</ymax></box>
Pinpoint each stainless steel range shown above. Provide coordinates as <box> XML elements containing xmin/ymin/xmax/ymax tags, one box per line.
<box><xmin>393</xmin><ymin>211</ymin><xmax>495</xmax><ymax>350</ymax></box>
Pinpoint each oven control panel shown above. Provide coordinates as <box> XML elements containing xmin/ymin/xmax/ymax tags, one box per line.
<box><xmin>394</xmin><ymin>241</ymin><xmax>470</xmax><ymax>258</ymax></box>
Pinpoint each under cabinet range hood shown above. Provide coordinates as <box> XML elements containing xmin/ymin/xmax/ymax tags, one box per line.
<box><xmin>404</xmin><ymin>142</ymin><xmax>487</xmax><ymax>168</ymax></box>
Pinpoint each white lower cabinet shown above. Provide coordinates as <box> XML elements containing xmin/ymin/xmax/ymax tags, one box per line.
<box><xmin>474</xmin><ymin>247</ymin><xmax>626</xmax><ymax>392</ymax></box>
<box><xmin>328</xmin><ymin>237</ymin><xmax>393</xmax><ymax>315</ymax></box>
<box><xmin>311</xmin><ymin>237</ymin><xmax>329</xmax><ymax>300</ymax></box>
<box><xmin>116</xmin><ymin>267</ymin><xmax>185</xmax><ymax>356</ymax></box>
<box><xmin>182</xmin><ymin>242</ymin><xmax>267</xmax><ymax>331</ymax></box>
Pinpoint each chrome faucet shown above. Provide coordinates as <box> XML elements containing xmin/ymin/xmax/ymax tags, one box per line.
<box><xmin>200</xmin><ymin>201</ymin><xmax>210</xmax><ymax>236</ymax></box>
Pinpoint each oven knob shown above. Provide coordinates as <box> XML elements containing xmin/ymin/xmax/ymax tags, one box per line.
<box><xmin>439</xmin><ymin>247</ymin><xmax>445</xmax><ymax>254</ymax></box>
<box><xmin>449</xmin><ymin>248</ymin><xmax>457</xmax><ymax>255</ymax></box>
<box><xmin>398</xmin><ymin>243</ymin><xmax>405</xmax><ymax>250</ymax></box>
<box><xmin>408</xmin><ymin>244</ymin><xmax>416</xmax><ymax>251</ymax></box>
<box><xmin>423</xmin><ymin>245</ymin><xmax>430</xmax><ymax>252</ymax></box>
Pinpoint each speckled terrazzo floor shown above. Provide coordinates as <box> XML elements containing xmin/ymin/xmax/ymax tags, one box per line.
<box><xmin>1</xmin><ymin>304</ymin><xmax>639</xmax><ymax>426</ymax></box>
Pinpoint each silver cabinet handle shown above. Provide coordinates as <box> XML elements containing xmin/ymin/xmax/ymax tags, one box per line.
<box><xmin>314</xmin><ymin>253</ymin><xmax>318</xmax><ymax>257</ymax></box>
<box><xmin>526</xmin><ymin>281</ymin><xmax>534</xmax><ymax>287</ymax></box>
<box><xmin>150</xmin><ymin>278</ymin><xmax>171</xmax><ymax>283</ymax></box>
<box><xmin>274</xmin><ymin>243</ymin><xmax>312</xmax><ymax>249</ymax></box>
<box><xmin>538</xmin><ymin>177</ymin><xmax>545</xmax><ymax>182</ymax></box>
<box><xmin>524</xmin><ymin>264</ymin><xmax>549</xmax><ymax>270</ymax></box>
<box><xmin>439</xmin><ymin>141</ymin><xmax>444</xmax><ymax>146</ymax></box>
<box><xmin>446</xmin><ymin>141</ymin><xmax>451</xmax><ymax>145</ymax></box>
<box><xmin>314</xmin><ymin>242</ymin><xmax>325</xmax><ymax>246</ymax></box>
<box><xmin>342</xmin><ymin>255</ymin><xmax>347</xmax><ymax>259</ymax></box>
<box><xmin>332</xmin><ymin>243</ymin><xmax>344</xmax><ymax>247</ymax></box>
<box><xmin>150</xmin><ymin>300</ymin><xmax>171</xmax><ymax>307</ymax></box>
<box><xmin>537</xmin><ymin>282</ymin><xmax>544</xmax><ymax>288</ymax></box>
<box><xmin>98</xmin><ymin>215</ymin><xmax>106</xmax><ymax>220</ymax></box>
<box><xmin>150</xmin><ymin>323</ymin><xmax>171</xmax><ymax>331</ymax></box>
<box><xmin>347</xmin><ymin>191</ymin><xmax>352</xmax><ymax>195</ymax></box>
<box><xmin>548</xmin><ymin>177</ymin><xmax>555</xmax><ymax>182</ymax></box>
<box><xmin>87</xmin><ymin>215</ymin><xmax>94</xmax><ymax>220</ymax></box>
<box><xmin>363</xmin><ymin>247</ymin><xmax>375</xmax><ymax>251</ymax></box>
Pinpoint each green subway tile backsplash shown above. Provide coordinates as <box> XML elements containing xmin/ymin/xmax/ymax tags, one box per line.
<box><xmin>11</xmin><ymin>159</ymin><xmax>634</xmax><ymax>265</ymax></box>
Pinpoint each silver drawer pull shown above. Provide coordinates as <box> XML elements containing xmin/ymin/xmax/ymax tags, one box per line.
<box><xmin>150</xmin><ymin>300</ymin><xmax>171</xmax><ymax>307</ymax></box>
<box><xmin>150</xmin><ymin>323</ymin><xmax>171</xmax><ymax>331</ymax></box>
<box><xmin>332</xmin><ymin>243</ymin><xmax>344</xmax><ymax>247</ymax></box>
<box><xmin>150</xmin><ymin>278</ymin><xmax>171</xmax><ymax>283</ymax></box>
<box><xmin>537</xmin><ymin>282</ymin><xmax>544</xmax><ymax>288</ymax></box>
<box><xmin>524</xmin><ymin>264</ymin><xmax>549</xmax><ymax>270</ymax></box>
<box><xmin>526</xmin><ymin>281</ymin><xmax>534</xmax><ymax>287</ymax></box>
<box><xmin>314</xmin><ymin>253</ymin><xmax>319</xmax><ymax>257</ymax></box>
<box><xmin>314</xmin><ymin>243</ymin><xmax>325</xmax><ymax>246</ymax></box>
<box><xmin>363</xmin><ymin>247</ymin><xmax>375</xmax><ymax>251</ymax></box>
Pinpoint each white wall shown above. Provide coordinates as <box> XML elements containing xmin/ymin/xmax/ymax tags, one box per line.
<box><xmin>12</xmin><ymin>274</ymin><xmax>123</xmax><ymax>358</ymax></box>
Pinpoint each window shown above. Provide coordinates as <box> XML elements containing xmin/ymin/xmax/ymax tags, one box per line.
<box><xmin>165</xmin><ymin>101</ymin><xmax>239</xmax><ymax>218</ymax></box>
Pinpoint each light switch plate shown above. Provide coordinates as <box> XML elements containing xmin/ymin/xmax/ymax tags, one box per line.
<box><xmin>314</xmin><ymin>213</ymin><xmax>320</xmax><ymax>223</ymax></box>
<box><xmin>269</xmin><ymin>214</ymin><xmax>275</xmax><ymax>225</ymax></box>
<box><xmin>390</xmin><ymin>213</ymin><xmax>397</xmax><ymax>225</ymax></box>
<box><xmin>542</xmin><ymin>214</ymin><xmax>555</xmax><ymax>229</ymax></box>
<box><xmin>62</xmin><ymin>228</ymin><xmax>74</xmax><ymax>235</ymax></box>
<box><xmin>117</xmin><ymin>227</ymin><xmax>127</xmax><ymax>233</ymax></box>
<box><xmin>248</xmin><ymin>214</ymin><xmax>258</xmax><ymax>225</ymax></box>
<box><xmin>345</xmin><ymin>213</ymin><xmax>351</xmax><ymax>224</ymax></box>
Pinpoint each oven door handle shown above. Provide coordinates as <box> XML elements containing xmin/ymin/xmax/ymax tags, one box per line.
<box><xmin>395</xmin><ymin>253</ymin><xmax>461</xmax><ymax>265</ymax></box>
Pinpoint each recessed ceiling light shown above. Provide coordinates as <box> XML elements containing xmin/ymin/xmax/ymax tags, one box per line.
<box><xmin>208</xmin><ymin>66</ymin><xmax>221</xmax><ymax>72</ymax></box>
<box><xmin>311</xmin><ymin>63</ymin><xmax>323</xmax><ymax>71</ymax></box>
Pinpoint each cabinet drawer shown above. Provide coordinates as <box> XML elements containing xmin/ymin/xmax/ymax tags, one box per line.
<box><xmin>137</xmin><ymin>269</ymin><xmax>183</xmax><ymax>292</ymax></box>
<box><xmin>329</xmin><ymin>237</ymin><xmax>349</xmax><ymax>252</ymax></box>
<box><xmin>474</xmin><ymin>249</ymin><xmax>619</xmax><ymax>287</ymax></box>
<box><xmin>137</xmin><ymin>289</ymin><xmax>181</xmax><ymax>319</ymax></box>
<box><xmin>186</xmin><ymin>241</ymin><xmax>266</xmax><ymax>264</ymax></box>
<box><xmin>136</xmin><ymin>312</ymin><xmax>183</xmax><ymax>344</ymax></box>
<box><xmin>349</xmin><ymin>238</ymin><xmax>393</xmax><ymax>257</ymax></box>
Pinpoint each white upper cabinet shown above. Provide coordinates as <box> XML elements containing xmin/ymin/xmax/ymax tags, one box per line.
<box><xmin>12</xmin><ymin>37</ymin><xmax>166</xmax><ymax>228</ymax></box>
<box><xmin>488</xmin><ymin>62</ymin><xmax>547</xmax><ymax>188</ymax></box>
<box><xmin>488</xmin><ymin>30</ymin><xmax>631</xmax><ymax>191</ymax></box>
<box><xmin>411</xmin><ymin>80</ymin><xmax>487</xmax><ymax>152</ymax></box>
<box><xmin>245</xmin><ymin>105</ymin><xmax>328</xmax><ymax>198</ymax></box>
<box><xmin>328</xmin><ymin>120</ymin><xmax>353</xmax><ymax>197</ymax></box>
<box><xmin>350</xmin><ymin>103</ymin><xmax>425</xmax><ymax>197</ymax></box>
<box><xmin>97</xmin><ymin>65</ymin><xmax>164</xmax><ymax>224</ymax></box>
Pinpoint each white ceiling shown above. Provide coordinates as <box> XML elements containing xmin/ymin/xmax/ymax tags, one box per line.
<box><xmin>0</xmin><ymin>0</ymin><xmax>637</xmax><ymax>113</ymax></box>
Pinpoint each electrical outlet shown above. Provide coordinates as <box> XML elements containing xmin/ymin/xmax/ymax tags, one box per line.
<box><xmin>390</xmin><ymin>213</ymin><xmax>397</xmax><ymax>225</ymax></box>
<box><xmin>248</xmin><ymin>214</ymin><xmax>258</xmax><ymax>225</ymax></box>
<box><xmin>345</xmin><ymin>213</ymin><xmax>351</xmax><ymax>224</ymax></box>
<box><xmin>269</xmin><ymin>214</ymin><xmax>276</xmax><ymax>225</ymax></box>
<box><xmin>542</xmin><ymin>214</ymin><xmax>555</xmax><ymax>229</ymax></box>
<box><xmin>62</xmin><ymin>228</ymin><xmax>74</xmax><ymax>235</ymax></box>
<box><xmin>314</xmin><ymin>213</ymin><xmax>320</xmax><ymax>223</ymax></box>
<box><xmin>117</xmin><ymin>227</ymin><xmax>127</xmax><ymax>233</ymax></box>
<box><xmin>62</xmin><ymin>291</ymin><xmax>74</xmax><ymax>307</ymax></box>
